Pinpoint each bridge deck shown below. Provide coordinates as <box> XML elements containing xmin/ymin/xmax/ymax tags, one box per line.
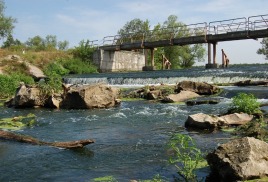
<box><xmin>98</xmin><ymin>14</ymin><xmax>268</xmax><ymax>51</ymax></box>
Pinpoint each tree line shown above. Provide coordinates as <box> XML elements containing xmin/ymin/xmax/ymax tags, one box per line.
<box><xmin>1</xmin><ymin>0</ymin><xmax>268</xmax><ymax>69</ymax></box>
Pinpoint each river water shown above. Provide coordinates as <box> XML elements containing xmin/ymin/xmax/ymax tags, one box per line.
<box><xmin>1</xmin><ymin>64</ymin><xmax>268</xmax><ymax>181</ymax></box>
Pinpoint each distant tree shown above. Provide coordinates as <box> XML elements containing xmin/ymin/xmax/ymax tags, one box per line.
<box><xmin>161</xmin><ymin>15</ymin><xmax>205</xmax><ymax>68</ymax></box>
<box><xmin>257</xmin><ymin>38</ymin><xmax>268</xmax><ymax>60</ymax></box>
<box><xmin>0</xmin><ymin>0</ymin><xmax>16</xmax><ymax>40</ymax></box>
<box><xmin>25</xmin><ymin>35</ymin><xmax>45</xmax><ymax>51</ymax></box>
<box><xmin>117</xmin><ymin>15</ymin><xmax>205</xmax><ymax>69</ymax></box>
<box><xmin>2</xmin><ymin>34</ymin><xmax>21</xmax><ymax>48</ymax></box>
<box><xmin>58</xmin><ymin>40</ymin><xmax>69</xmax><ymax>50</ymax></box>
<box><xmin>72</xmin><ymin>40</ymin><xmax>95</xmax><ymax>63</ymax></box>
<box><xmin>44</xmin><ymin>35</ymin><xmax>57</xmax><ymax>50</ymax></box>
<box><xmin>118</xmin><ymin>18</ymin><xmax>150</xmax><ymax>35</ymax></box>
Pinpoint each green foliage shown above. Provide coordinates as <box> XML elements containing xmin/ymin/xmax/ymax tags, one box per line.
<box><xmin>72</xmin><ymin>40</ymin><xmax>95</xmax><ymax>63</ymax></box>
<box><xmin>0</xmin><ymin>113</ymin><xmax>36</xmax><ymax>130</ymax></box>
<box><xmin>117</xmin><ymin>15</ymin><xmax>206</xmax><ymax>69</ymax></box>
<box><xmin>235</xmin><ymin>119</ymin><xmax>268</xmax><ymax>141</ymax></box>
<box><xmin>2</xmin><ymin>34</ymin><xmax>22</xmax><ymax>48</ymax></box>
<box><xmin>44</xmin><ymin>61</ymin><xmax>69</xmax><ymax>76</ymax></box>
<box><xmin>0</xmin><ymin>0</ymin><xmax>16</xmax><ymax>39</ymax></box>
<box><xmin>25</xmin><ymin>34</ymin><xmax>69</xmax><ymax>51</ymax></box>
<box><xmin>257</xmin><ymin>38</ymin><xmax>268</xmax><ymax>60</ymax></box>
<box><xmin>92</xmin><ymin>176</ymin><xmax>118</xmax><ymax>182</ymax></box>
<box><xmin>168</xmin><ymin>133</ymin><xmax>206</xmax><ymax>182</ymax></box>
<box><xmin>231</xmin><ymin>93</ymin><xmax>260</xmax><ymax>114</ymax></box>
<box><xmin>60</xmin><ymin>58</ymin><xmax>98</xmax><ymax>74</ymax></box>
<box><xmin>0</xmin><ymin>72</ymin><xmax>34</xmax><ymax>98</ymax></box>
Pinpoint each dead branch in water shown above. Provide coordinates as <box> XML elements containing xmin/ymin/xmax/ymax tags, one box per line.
<box><xmin>0</xmin><ymin>130</ymin><xmax>95</xmax><ymax>149</ymax></box>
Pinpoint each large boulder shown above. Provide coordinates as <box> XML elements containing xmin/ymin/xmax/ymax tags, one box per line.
<box><xmin>175</xmin><ymin>81</ymin><xmax>220</xmax><ymax>95</ymax></box>
<box><xmin>219</xmin><ymin>113</ymin><xmax>253</xmax><ymax>125</ymax></box>
<box><xmin>10</xmin><ymin>83</ymin><xmax>45</xmax><ymax>108</ymax></box>
<box><xmin>185</xmin><ymin>113</ymin><xmax>223</xmax><ymax>130</ymax></box>
<box><xmin>207</xmin><ymin>137</ymin><xmax>268</xmax><ymax>181</ymax></box>
<box><xmin>162</xmin><ymin>90</ymin><xmax>200</xmax><ymax>103</ymax></box>
<box><xmin>60</xmin><ymin>84</ymin><xmax>120</xmax><ymax>109</ymax></box>
<box><xmin>185</xmin><ymin>113</ymin><xmax>254</xmax><ymax>130</ymax></box>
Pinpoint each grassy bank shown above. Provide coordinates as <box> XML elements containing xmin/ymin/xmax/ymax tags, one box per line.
<box><xmin>0</xmin><ymin>48</ymin><xmax>98</xmax><ymax>99</ymax></box>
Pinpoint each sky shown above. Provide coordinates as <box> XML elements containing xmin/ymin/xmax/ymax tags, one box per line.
<box><xmin>4</xmin><ymin>0</ymin><xmax>268</xmax><ymax>65</ymax></box>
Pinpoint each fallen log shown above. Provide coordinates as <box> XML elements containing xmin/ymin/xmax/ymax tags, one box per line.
<box><xmin>0</xmin><ymin>130</ymin><xmax>95</xmax><ymax>149</ymax></box>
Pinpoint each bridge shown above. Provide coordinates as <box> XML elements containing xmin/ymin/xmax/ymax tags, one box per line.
<box><xmin>93</xmin><ymin>14</ymin><xmax>268</xmax><ymax>72</ymax></box>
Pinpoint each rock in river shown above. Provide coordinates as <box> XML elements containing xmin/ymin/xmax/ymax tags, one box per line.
<box><xmin>207</xmin><ymin>137</ymin><xmax>268</xmax><ymax>181</ymax></box>
<box><xmin>60</xmin><ymin>83</ymin><xmax>121</xmax><ymax>109</ymax></box>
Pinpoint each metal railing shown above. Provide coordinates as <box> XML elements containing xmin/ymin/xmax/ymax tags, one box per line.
<box><xmin>99</xmin><ymin>14</ymin><xmax>268</xmax><ymax>48</ymax></box>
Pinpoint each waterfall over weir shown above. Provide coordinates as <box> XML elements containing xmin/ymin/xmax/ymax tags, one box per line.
<box><xmin>63</xmin><ymin>64</ymin><xmax>268</xmax><ymax>86</ymax></box>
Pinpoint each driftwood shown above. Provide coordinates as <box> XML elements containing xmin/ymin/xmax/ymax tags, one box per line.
<box><xmin>0</xmin><ymin>130</ymin><xmax>95</xmax><ymax>149</ymax></box>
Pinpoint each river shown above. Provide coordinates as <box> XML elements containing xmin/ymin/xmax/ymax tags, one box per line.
<box><xmin>0</xmin><ymin>64</ymin><xmax>268</xmax><ymax>181</ymax></box>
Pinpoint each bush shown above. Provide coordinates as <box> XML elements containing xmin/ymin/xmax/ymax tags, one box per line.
<box><xmin>0</xmin><ymin>73</ymin><xmax>34</xmax><ymax>98</ymax></box>
<box><xmin>168</xmin><ymin>133</ymin><xmax>206</xmax><ymax>181</ymax></box>
<box><xmin>231</xmin><ymin>93</ymin><xmax>260</xmax><ymax>114</ymax></box>
<box><xmin>60</xmin><ymin>58</ymin><xmax>97</xmax><ymax>74</ymax></box>
<box><xmin>72</xmin><ymin>40</ymin><xmax>95</xmax><ymax>63</ymax></box>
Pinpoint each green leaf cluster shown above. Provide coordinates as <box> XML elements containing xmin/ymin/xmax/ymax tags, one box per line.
<box><xmin>168</xmin><ymin>133</ymin><xmax>207</xmax><ymax>181</ymax></box>
<box><xmin>0</xmin><ymin>72</ymin><xmax>34</xmax><ymax>98</ymax></box>
<box><xmin>0</xmin><ymin>113</ymin><xmax>36</xmax><ymax>130</ymax></box>
<box><xmin>231</xmin><ymin>93</ymin><xmax>260</xmax><ymax>114</ymax></box>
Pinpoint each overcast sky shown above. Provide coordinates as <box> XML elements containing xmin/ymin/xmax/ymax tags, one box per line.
<box><xmin>5</xmin><ymin>0</ymin><xmax>268</xmax><ymax>65</ymax></box>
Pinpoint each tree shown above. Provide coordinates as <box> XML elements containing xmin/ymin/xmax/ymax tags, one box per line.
<box><xmin>117</xmin><ymin>18</ymin><xmax>150</xmax><ymax>43</ymax></box>
<box><xmin>58</xmin><ymin>40</ymin><xmax>69</xmax><ymax>50</ymax></box>
<box><xmin>257</xmin><ymin>38</ymin><xmax>268</xmax><ymax>60</ymax></box>
<box><xmin>44</xmin><ymin>35</ymin><xmax>57</xmax><ymax>50</ymax></box>
<box><xmin>72</xmin><ymin>39</ymin><xmax>95</xmax><ymax>62</ymax></box>
<box><xmin>161</xmin><ymin>15</ymin><xmax>205</xmax><ymax>69</ymax></box>
<box><xmin>2</xmin><ymin>34</ymin><xmax>21</xmax><ymax>48</ymax></box>
<box><xmin>25</xmin><ymin>35</ymin><xmax>45</xmax><ymax>51</ymax></box>
<box><xmin>0</xmin><ymin>0</ymin><xmax>16</xmax><ymax>40</ymax></box>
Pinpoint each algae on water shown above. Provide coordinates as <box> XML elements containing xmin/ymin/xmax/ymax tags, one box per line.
<box><xmin>0</xmin><ymin>113</ymin><xmax>36</xmax><ymax>130</ymax></box>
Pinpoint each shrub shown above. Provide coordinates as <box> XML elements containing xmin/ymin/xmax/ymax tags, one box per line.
<box><xmin>60</xmin><ymin>58</ymin><xmax>97</xmax><ymax>74</ymax></box>
<box><xmin>231</xmin><ymin>93</ymin><xmax>260</xmax><ymax>114</ymax></box>
<box><xmin>168</xmin><ymin>133</ymin><xmax>206</xmax><ymax>181</ymax></box>
<box><xmin>0</xmin><ymin>72</ymin><xmax>34</xmax><ymax>98</ymax></box>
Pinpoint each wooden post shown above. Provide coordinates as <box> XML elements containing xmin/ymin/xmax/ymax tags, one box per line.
<box><xmin>162</xmin><ymin>54</ymin><xmax>164</xmax><ymax>70</ymax></box>
<box><xmin>221</xmin><ymin>49</ymin><xmax>225</xmax><ymax>68</ymax></box>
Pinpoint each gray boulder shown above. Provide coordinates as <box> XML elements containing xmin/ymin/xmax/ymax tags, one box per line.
<box><xmin>185</xmin><ymin>113</ymin><xmax>253</xmax><ymax>130</ymax></box>
<box><xmin>207</xmin><ymin>137</ymin><xmax>268</xmax><ymax>181</ymax></box>
<box><xmin>162</xmin><ymin>90</ymin><xmax>200</xmax><ymax>103</ymax></box>
<box><xmin>60</xmin><ymin>83</ymin><xmax>121</xmax><ymax>109</ymax></box>
<box><xmin>185</xmin><ymin>113</ymin><xmax>223</xmax><ymax>130</ymax></box>
<box><xmin>12</xmin><ymin>83</ymin><xmax>45</xmax><ymax>108</ymax></box>
<box><xmin>175</xmin><ymin>81</ymin><xmax>220</xmax><ymax>95</ymax></box>
<box><xmin>219</xmin><ymin>113</ymin><xmax>253</xmax><ymax>125</ymax></box>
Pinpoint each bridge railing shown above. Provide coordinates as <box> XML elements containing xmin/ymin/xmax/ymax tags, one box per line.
<box><xmin>100</xmin><ymin>14</ymin><xmax>268</xmax><ymax>48</ymax></box>
<box><xmin>208</xmin><ymin>17</ymin><xmax>247</xmax><ymax>34</ymax></box>
<box><xmin>248</xmin><ymin>14</ymin><xmax>268</xmax><ymax>30</ymax></box>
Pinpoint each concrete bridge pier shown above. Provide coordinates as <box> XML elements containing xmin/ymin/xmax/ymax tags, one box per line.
<box><xmin>142</xmin><ymin>48</ymin><xmax>156</xmax><ymax>71</ymax></box>
<box><xmin>206</xmin><ymin>43</ymin><xmax>219</xmax><ymax>69</ymax></box>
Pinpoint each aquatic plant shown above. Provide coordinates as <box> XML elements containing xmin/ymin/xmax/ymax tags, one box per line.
<box><xmin>0</xmin><ymin>113</ymin><xmax>36</xmax><ymax>130</ymax></box>
<box><xmin>231</xmin><ymin>93</ymin><xmax>260</xmax><ymax>115</ymax></box>
<box><xmin>167</xmin><ymin>133</ymin><xmax>207</xmax><ymax>182</ymax></box>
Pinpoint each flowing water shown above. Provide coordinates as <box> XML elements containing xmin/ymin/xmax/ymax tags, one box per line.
<box><xmin>1</xmin><ymin>64</ymin><xmax>268</xmax><ymax>181</ymax></box>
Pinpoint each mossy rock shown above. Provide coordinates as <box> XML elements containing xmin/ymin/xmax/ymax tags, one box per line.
<box><xmin>0</xmin><ymin>113</ymin><xmax>36</xmax><ymax>130</ymax></box>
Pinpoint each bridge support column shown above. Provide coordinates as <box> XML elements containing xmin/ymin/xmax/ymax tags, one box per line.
<box><xmin>206</xmin><ymin>43</ymin><xmax>219</xmax><ymax>69</ymax></box>
<box><xmin>142</xmin><ymin>48</ymin><xmax>156</xmax><ymax>71</ymax></box>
